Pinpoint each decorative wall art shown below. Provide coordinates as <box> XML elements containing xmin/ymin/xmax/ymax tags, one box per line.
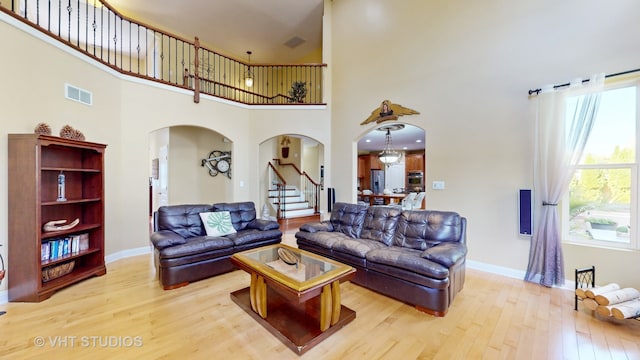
<box><xmin>201</xmin><ymin>150</ymin><xmax>232</xmax><ymax>178</ymax></box>
<box><xmin>361</xmin><ymin>100</ymin><xmax>420</xmax><ymax>125</ymax></box>
<box><xmin>280</xmin><ymin>136</ymin><xmax>291</xmax><ymax>158</ymax></box>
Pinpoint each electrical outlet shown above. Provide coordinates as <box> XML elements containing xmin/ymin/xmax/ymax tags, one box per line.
<box><xmin>432</xmin><ymin>181</ymin><xmax>445</xmax><ymax>190</ymax></box>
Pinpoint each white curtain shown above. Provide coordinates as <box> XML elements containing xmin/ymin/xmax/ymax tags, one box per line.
<box><xmin>524</xmin><ymin>73</ymin><xmax>605</xmax><ymax>287</ymax></box>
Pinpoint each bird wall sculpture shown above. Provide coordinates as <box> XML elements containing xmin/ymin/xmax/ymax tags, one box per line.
<box><xmin>361</xmin><ymin>99</ymin><xmax>420</xmax><ymax>125</ymax></box>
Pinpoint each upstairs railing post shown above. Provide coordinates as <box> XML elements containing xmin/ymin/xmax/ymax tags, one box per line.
<box><xmin>193</xmin><ymin>36</ymin><xmax>200</xmax><ymax>103</ymax></box>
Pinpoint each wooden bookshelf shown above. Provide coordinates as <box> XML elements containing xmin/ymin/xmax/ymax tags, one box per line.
<box><xmin>8</xmin><ymin>134</ymin><xmax>107</xmax><ymax>302</ymax></box>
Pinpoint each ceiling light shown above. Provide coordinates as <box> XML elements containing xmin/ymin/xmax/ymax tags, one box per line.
<box><xmin>378</xmin><ymin>127</ymin><xmax>402</xmax><ymax>165</ymax></box>
<box><xmin>245</xmin><ymin>51</ymin><xmax>254</xmax><ymax>87</ymax></box>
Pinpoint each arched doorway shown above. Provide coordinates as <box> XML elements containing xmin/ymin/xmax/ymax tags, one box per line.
<box><xmin>259</xmin><ymin>134</ymin><xmax>325</xmax><ymax>231</ymax></box>
<box><xmin>356</xmin><ymin>123</ymin><xmax>426</xmax><ymax>207</ymax></box>
<box><xmin>149</xmin><ymin>126</ymin><xmax>233</xmax><ymax>215</ymax></box>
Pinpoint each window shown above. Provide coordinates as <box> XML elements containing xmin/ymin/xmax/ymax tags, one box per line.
<box><xmin>565</xmin><ymin>83</ymin><xmax>638</xmax><ymax>249</ymax></box>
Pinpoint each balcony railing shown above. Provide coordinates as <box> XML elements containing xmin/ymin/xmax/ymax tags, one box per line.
<box><xmin>0</xmin><ymin>0</ymin><xmax>326</xmax><ymax>105</ymax></box>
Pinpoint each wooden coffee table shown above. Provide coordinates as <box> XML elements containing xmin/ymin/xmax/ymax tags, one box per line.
<box><xmin>230</xmin><ymin>244</ymin><xmax>356</xmax><ymax>355</ymax></box>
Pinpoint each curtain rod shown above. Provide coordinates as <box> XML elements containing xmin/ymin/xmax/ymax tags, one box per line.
<box><xmin>528</xmin><ymin>68</ymin><xmax>640</xmax><ymax>96</ymax></box>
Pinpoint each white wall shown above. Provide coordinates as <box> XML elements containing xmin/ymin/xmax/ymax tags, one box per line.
<box><xmin>167</xmin><ymin>126</ymin><xmax>232</xmax><ymax>205</ymax></box>
<box><xmin>329</xmin><ymin>0</ymin><xmax>640</xmax><ymax>287</ymax></box>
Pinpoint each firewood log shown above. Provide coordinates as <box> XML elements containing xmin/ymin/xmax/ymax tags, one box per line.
<box><xmin>611</xmin><ymin>298</ymin><xmax>640</xmax><ymax>320</ymax></box>
<box><xmin>583</xmin><ymin>298</ymin><xmax>598</xmax><ymax>311</ymax></box>
<box><xmin>594</xmin><ymin>287</ymin><xmax>640</xmax><ymax>306</ymax></box>
<box><xmin>596</xmin><ymin>305</ymin><xmax>613</xmax><ymax>317</ymax></box>
<box><xmin>584</xmin><ymin>283</ymin><xmax>620</xmax><ymax>298</ymax></box>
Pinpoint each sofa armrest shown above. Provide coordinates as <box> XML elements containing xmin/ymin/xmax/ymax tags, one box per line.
<box><xmin>247</xmin><ymin>218</ymin><xmax>280</xmax><ymax>231</ymax></box>
<box><xmin>150</xmin><ymin>230</ymin><xmax>187</xmax><ymax>250</ymax></box>
<box><xmin>421</xmin><ymin>242</ymin><xmax>467</xmax><ymax>268</ymax></box>
<box><xmin>299</xmin><ymin>221</ymin><xmax>334</xmax><ymax>233</ymax></box>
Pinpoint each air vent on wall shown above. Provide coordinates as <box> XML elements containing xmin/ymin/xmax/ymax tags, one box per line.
<box><xmin>65</xmin><ymin>83</ymin><xmax>92</xmax><ymax>106</ymax></box>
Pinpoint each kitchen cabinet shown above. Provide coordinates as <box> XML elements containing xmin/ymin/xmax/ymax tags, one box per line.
<box><xmin>358</xmin><ymin>154</ymin><xmax>382</xmax><ymax>190</ymax></box>
<box><xmin>405</xmin><ymin>153</ymin><xmax>424</xmax><ymax>172</ymax></box>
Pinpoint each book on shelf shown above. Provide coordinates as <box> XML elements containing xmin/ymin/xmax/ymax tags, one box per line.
<box><xmin>51</xmin><ymin>240</ymin><xmax>59</xmax><ymax>259</ymax></box>
<box><xmin>56</xmin><ymin>239</ymin><xmax>63</xmax><ymax>258</ymax></box>
<box><xmin>71</xmin><ymin>235</ymin><xmax>80</xmax><ymax>254</ymax></box>
<box><xmin>41</xmin><ymin>242</ymin><xmax>50</xmax><ymax>261</ymax></box>
<box><xmin>42</xmin><ymin>233</ymin><xmax>90</xmax><ymax>263</ymax></box>
<box><xmin>79</xmin><ymin>233</ymin><xmax>89</xmax><ymax>251</ymax></box>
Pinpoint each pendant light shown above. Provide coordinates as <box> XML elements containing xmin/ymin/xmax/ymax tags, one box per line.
<box><xmin>378</xmin><ymin>125</ymin><xmax>402</xmax><ymax>164</ymax></box>
<box><xmin>245</xmin><ymin>50</ymin><xmax>254</xmax><ymax>87</ymax></box>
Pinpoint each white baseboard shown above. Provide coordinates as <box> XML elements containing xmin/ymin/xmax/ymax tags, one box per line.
<box><xmin>105</xmin><ymin>246</ymin><xmax>152</xmax><ymax>264</ymax></box>
<box><xmin>466</xmin><ymin>259</ymin><xmax>527</xmax><ymax>280</ymax></box>
<box><xmin>0</xmin><ymin>246</ymin><xmax>152</xmax><ymax>305</ymax></box>
<box><xmin>466</xmin><ymin>259</ymin><xmax>575</xmax><ymax>291</ymax></box>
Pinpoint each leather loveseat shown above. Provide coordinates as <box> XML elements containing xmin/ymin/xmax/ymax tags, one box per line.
<box><xmin>151</xmin><ymin>202</ymin><xmax>282</xmax><ymax>289</ymax></box>
<box><xmin>295</xmin><ymin>202</ymin><xmax>467</xmax><ymax>316</ymax></box>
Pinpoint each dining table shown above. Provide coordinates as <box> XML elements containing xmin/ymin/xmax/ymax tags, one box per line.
<box><xmin>359</xmin><ymin>193</ymin><xmax>407</xmax><ymax>206</ymax></box>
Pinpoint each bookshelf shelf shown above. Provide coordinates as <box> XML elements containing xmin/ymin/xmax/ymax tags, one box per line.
<box><xmin>41</xmin><ymin>198</ymin><xmax>102</xmax><ymax>206</ymax></box>
<box><xmin>40</xmin><ymin>223</ymin><xmax>101</xmax><ymax>240</ymax></box>
<box><xmin>8</xmin><ymin>134</ymin><xmax>107</xmax><ymax>302</ymax></box>
<box><xmin>41</xmin><ymin>248</ymin><xmax>101</xmax><ymax>267</ymax></box>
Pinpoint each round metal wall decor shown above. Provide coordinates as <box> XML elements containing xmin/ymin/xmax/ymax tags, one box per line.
<box><xmin>201</xmin><ymin>150</ymin><xmax>232</xmax><ymax>178</ymax></box>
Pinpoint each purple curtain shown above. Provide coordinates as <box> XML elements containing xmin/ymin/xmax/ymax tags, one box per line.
<box><xmin>525</xmin><ymin>74</ymin><xmax>604</xmax><ymax>287</ymax></box>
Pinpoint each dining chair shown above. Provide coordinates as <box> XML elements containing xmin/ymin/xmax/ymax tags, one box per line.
<box><xmin>412</xmin><ymin>192</ymin><xmax>426</xmax><ymax>210</ymax></box>
<box><xmin>401</xmin><ymin>192</ymin><xmax>417</xmax><ymax>210</ymax></box>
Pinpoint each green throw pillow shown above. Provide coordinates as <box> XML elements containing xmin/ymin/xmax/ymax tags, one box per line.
<box><xmin>199</xmin><ymin>211</ymin><xmax>237</xmax><ymax>237</ymax></box>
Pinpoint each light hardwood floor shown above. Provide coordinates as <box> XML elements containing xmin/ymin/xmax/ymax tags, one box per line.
<box><xmin>1</xmin><ymin>234</ymin><xmax>639</xmax><ymax>359</ymax></box>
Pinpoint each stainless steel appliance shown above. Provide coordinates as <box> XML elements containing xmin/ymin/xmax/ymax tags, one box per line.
<box><xmin>370</xmin><ymin>169</ymin><xmax>385</xmax><ymax>194</ymax></box>
<box><xmin>406</xmin><ymin>171</ymin><xmax>424</xmax><ymax>192</ymax></box>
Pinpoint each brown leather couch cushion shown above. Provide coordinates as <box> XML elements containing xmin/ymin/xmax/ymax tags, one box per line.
<box><xmin>360</xmin><ymin>205</ymin><xmax>402</xmax><ymax>245</ymax></box>
<box><xmin>393</xmin><ymin>210</ymin><xmax>464</xmax><ymax>250</ymax></box>
<box><xmin>329</xmin><ymin>202</ymin><xmax>368</xmax><ymax>238</ymax></box>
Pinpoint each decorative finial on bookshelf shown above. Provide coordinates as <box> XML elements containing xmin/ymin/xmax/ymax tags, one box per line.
<box><xmin>34</xmin><ymin>122</ymin><xmax>52</xmax><ymax>135</ymax></box>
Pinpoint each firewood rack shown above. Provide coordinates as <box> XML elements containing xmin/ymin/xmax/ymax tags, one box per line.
<box><xmin>574</xmin><ymin>266</ymin><xmax>640</xmax><ymax>321</ymax></box>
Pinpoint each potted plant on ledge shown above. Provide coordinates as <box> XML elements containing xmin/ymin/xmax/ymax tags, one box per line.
<box><xmin>288</xmin><ymin>81</ymin><xmax>307</xmax><ymax>103</ymax></box>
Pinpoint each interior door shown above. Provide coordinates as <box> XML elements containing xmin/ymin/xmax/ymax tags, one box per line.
<box><xmin>157</xmin><ymin>145</ymin><xmax>169</xmax><ymax>208</ymax></box>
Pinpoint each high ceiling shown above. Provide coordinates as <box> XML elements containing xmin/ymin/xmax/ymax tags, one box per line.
<box><xmin>106</xmin><ymin>0</ymin><xmax>324</xmax><ymax>64</ymax></box>
<box><xmin>102</xmin><ymin>1</ymin><xmax>425</xmax><ymax>152</ymax></box>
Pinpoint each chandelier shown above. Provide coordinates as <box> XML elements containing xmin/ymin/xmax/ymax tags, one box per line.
<box><xmin>378</xmin><ymin>125</ymin><xmax>403</xmax><ymax>164</ymax></box>
<box><xmin>245</xmin><ymin>50</ymin><xmax>254</xmax><ymax>87</ymax></box>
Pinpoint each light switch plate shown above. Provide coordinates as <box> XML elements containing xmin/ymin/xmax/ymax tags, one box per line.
<box><xmin>432</xmin><ymin>181</ymin><xmax>445</xmax><ymax>190</ymax></box>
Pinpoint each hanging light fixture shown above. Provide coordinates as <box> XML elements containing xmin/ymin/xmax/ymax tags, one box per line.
<box><xmin>245</xmin><ymin>50</ymin><xmax>254</xmax><ymax>87</ymax></box>
<box><xmin>378</xmin><ymin>125</ymin><xmax>403</xmax><ymax>164</ymax></box>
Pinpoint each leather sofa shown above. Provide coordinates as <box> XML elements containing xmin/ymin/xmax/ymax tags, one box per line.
<box><xmin>150</xmin><ymin>202</ymin><xmax>282</xmax><ymax>289</ymax></box>
<box><xmin>295</xmin><ymin>202</ymin><xmax>467</xmax><ymax>316</ymax></box>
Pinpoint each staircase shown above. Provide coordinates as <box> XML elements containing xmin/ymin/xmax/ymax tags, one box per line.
<box><xmin>268</xmin><ymin>186</ymin><xmax>316</xmax><ymax>218</ymax></box>
<box><xmin>267</xmin><ymin>160</ymin><xmax>321</xmax><ymax>222</ymax></box>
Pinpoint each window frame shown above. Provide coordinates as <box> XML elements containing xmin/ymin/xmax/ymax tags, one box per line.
<box><xmin>562</xmin><ymin>79</ymin><xmax>640</xmax><ymax>250</ymax></box>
